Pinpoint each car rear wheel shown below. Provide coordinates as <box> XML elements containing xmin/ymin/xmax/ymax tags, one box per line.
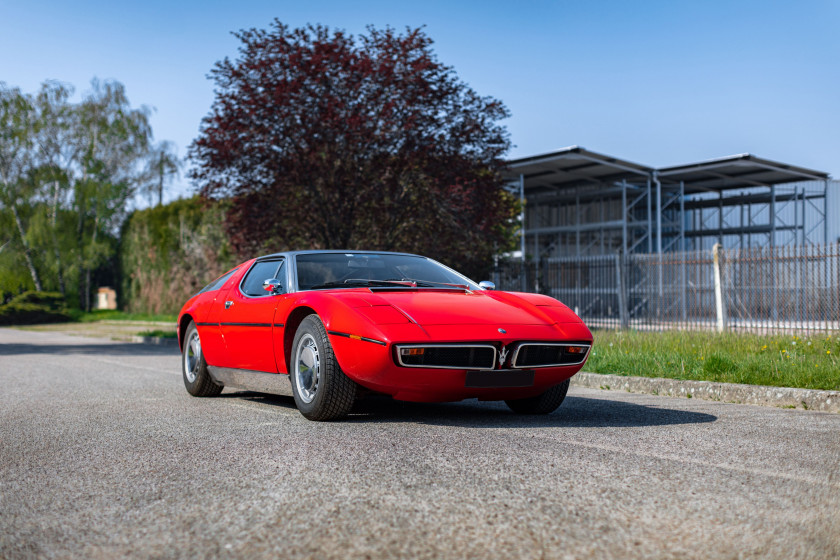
<box><xmin>290</xmin><ymin>314</ymin><xmax>356</xmax><ymax>421</ymax></box>
<box><xmin>182</xmin><ymin>321</ymin><xmax>223</xmax><ymax>397</ymax></box>
<box><xmin>505</xmin><ymin>379</ymin><xmax>570</xmax><ymax>414</ymax></box>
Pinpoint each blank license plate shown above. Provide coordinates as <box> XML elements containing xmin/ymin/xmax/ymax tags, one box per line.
<box><xmin>465</xmin><ymin>370</ymin><xmax>535</xmax><ymax>388</ymax></box>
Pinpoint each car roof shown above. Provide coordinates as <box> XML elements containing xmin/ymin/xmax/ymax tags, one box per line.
<box><xmin>255</xmin><ymin>250</ymin><xmax>423</xmax><ymax>262</ymax></box>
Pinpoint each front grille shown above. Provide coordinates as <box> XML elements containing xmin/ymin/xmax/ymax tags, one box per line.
<box><xmin>396</xmin><ymin>345</ymin><xmax>497</xmax><ymax>370</ymax></box>
<box><xmin>512</xmin><ymin>343</ymin><xmax>590</xmax><ymax>368</ymax></box>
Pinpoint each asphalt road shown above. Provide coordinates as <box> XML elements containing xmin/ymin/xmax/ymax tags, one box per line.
<box><xmin>1</xmin><ymin>328</ymin><xmax>838</xmax><ymax>559</ymax></box>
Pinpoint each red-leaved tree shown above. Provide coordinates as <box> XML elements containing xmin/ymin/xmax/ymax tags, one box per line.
<box><xmin>190</xmin><ymin>21</ymin><xmax>517</xmax><ymax>279</ymax></box>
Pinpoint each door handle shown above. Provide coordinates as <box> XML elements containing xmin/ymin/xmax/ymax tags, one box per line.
<box><xmin>225</xmin><ymin>301</ymin><xmax>233</xmax><ymax>309</ymax></box>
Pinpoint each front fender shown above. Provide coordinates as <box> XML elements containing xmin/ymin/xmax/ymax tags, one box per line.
<box><xmin>278</xmin><ymin>291</ymin><xmax>422</xmax><ymax>381</ymax></box>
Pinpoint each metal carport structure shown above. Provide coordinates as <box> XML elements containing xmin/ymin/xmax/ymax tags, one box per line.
<box><xmin>656</xmin><ymin>154</ymin><xmax>831</xmax><ymax>252</ymax></box>
<box><xmin>505</xmin><ymin>147</ymin><xmax>833</xmax><ymax>261</ymax></box>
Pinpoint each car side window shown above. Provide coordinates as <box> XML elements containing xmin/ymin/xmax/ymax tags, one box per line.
<box><xmin>240</xmin><ymin>260</ymin><xmax>285</xmax><ymax>297</ymax></box>
<box><xmin>198</xmin><ymin>267</ymin><xmax>239</xmax><ymax>295</ymax></box>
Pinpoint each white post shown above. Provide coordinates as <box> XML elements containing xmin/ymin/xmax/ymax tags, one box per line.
<box><xmin>713</xmin><ymin>243</ymin><xmax>727</xmax><ymax>332</ymax></box>
<box><xmin>615</xmin><ymin>253</ymin><xmax>628</xmax><ymax>329</ymax></box>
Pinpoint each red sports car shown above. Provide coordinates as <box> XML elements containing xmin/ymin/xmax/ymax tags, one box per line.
<box><xmin>178</xmin><ymin>251</ymin><xmax>592</xmax><ymax>420</ymax></box>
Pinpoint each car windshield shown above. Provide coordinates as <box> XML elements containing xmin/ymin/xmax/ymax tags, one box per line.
<box><xmin>296</xmin><ymin>253</ymin><xmax>479</xmax><ymax>291</ymax></box>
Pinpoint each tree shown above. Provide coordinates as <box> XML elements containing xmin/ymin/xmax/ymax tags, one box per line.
<box><xmin>71</xmin><ymin>80</ymin><xmax>153</xmax><ymax>310</ymax></box>
<box><xmin>143</xmin><ymin>140</ymin><xmax>181</xmax><ymax>207</ymax></box>
<box><xmin>0</xmin><ymin>84</ymin><xmax>43</xmax><ymax>291</ymax></box>
<box><xmin>190</xmin><ymin>22</ymin><xmax>518</xmax><ymax>278</ymax></box>
<box><xmin>0</xmin><ymin>79</ymin><xmax>156</xmax><ymax>310</ymax></box>
<box><xmin>31</xmin><ymin>81</ymin><xmax>75</xmax><ymax>295</ymax></box>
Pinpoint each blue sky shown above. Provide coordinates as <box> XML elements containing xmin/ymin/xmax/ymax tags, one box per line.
<box><xmin>2</xmin><ymin>0</ymin><xmax>838</xmax><ymax>201</ymax></box>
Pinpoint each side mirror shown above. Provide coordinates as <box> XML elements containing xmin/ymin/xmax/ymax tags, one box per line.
<box><xmin>263</xmin><ymin>278</ymin><xmax>283</xmax><ymax>295</ymax></box>
<box><xmin>478</xmin><ymin>281</ymin><xmax>495</xmax><ymax>290</ymax></box>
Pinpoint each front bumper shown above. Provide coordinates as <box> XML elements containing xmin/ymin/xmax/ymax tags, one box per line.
<box><xmin>327</xmin><ymin>321</ymin><xmax>592</xmax><ymax>402</ymax></box>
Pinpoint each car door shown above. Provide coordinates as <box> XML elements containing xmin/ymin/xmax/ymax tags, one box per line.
<box><xmin>218</xmin><ymin>258</ymin><xmax>287</xmax><ymax>373</ymax></box>
<box><xmin>194</xmin><ymin>267</ymin><xmax>243</xmax><ymax>366</ymax></box>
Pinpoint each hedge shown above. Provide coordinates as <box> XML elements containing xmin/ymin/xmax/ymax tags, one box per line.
<box><xmin>0</xmin><ymin>291</ymin><xmax>73</xmax><ymax>325</ymax></box>
<box><xmin>119</xmin><ymin>197</ymin><xmax>238</xmax><ymax>314</ymax></box>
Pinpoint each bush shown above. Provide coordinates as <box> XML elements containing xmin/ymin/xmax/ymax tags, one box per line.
<box><xmin>0</xmin><ymin>291</ymin><xmax>72</xmax><ymax>325</ymax></box>
<box><xmin>119</xmin><ymin>196</ymin><xmax>238</xmax><ymax>314</ymax></box>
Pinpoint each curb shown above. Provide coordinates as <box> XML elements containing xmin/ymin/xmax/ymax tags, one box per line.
<box><xmin>572</xmin><ymin>372</ymin><xmax>840</xmax><ymax>413</ymax></box>
<box><xmin>131</xmin><ymin>335</ymin><xmax>179</xmax><ymax>346</ymax></box>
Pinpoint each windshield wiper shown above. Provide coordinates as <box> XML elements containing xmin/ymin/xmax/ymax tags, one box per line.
<box><xmin>387</xmin><ymin>278</ymin><xmax>470</xmax><ymax>289</ymax></box>
<box><xmin>308</xmin><ymin>279</ymin><xmax>413</xmax><ymax>290</ymax></box>
<box><xmin>309</xmin><ymin>278</ymin><xmax>470</xmax><ymax>291</ymax></box>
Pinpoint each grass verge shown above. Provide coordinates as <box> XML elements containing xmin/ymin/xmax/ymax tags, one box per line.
<box><xmin>136</xmin><ymin>329</ymin><xmax>178</xmax><ymax>338</ymax></box>
<box><xmin>587</xmin><ymin>329</ymin><xmax>839</xmax><ymax>391</ymax></box>
<box><xmin>71</xmin><ymin>310</ymin><xmax>178</xmax><ymax>323</ymax></box>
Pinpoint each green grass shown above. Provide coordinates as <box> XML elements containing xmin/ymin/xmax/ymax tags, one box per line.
<box><xmin>587</xmin><ymin>330</ymin><xmax>840</xmax><ymax>391</ymax></box>
<box><xmin>136</xmin><ymin>329</ymin><xmax>178</xmax><ymax>338</ymax></box>
<box><xmin>71</xmin><ymin>310</ymin><xmax>177</xmax><ymax>323</ymax></box>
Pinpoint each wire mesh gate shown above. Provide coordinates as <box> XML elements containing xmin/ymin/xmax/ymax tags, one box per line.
<box><xmin>494</xmin><ymin>243</ymin><xmax>840</xmax><ymax>334</ymax></box>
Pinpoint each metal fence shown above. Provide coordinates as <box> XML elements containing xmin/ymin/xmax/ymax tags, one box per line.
<box><xmin>494</xmin><ymin>243</ymin><xmax>840</xmax><ymax>334</ymax></box>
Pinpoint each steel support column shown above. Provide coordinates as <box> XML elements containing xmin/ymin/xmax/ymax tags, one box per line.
<box><xmin>621</xmin><ymin>180</ymin><xmax>628</xmax><ymax>256</ymax></box>
<box><xmin>825</xmin><ymin>180</ymin><xmax>830</xmax><ymax>244</ymax></box>
<box><xmin>770</xmin><ymin>184</ymin><xmax>777</xmax><ymax>320</ymax></box>
<box><xmin>653</xmin><ymin>172</ymin><xmax>664</xmax><ymax>309</ymax></box>
<box><xmin>534</xmin><ymin>229</ymin><xmax>540</xmax><ymax>293</ymax></box>
<box><xmin>647</xmin><ymin>177</ymin><xmax>653</xmax><ymax>253</ymax></box>
<box><xmin>575</xmin><ymin>190</ymin><xmax>581</xmax><ymax>256</ymax></box>
<box><xmin>519</xmin><ymin>173</ymin><xmax>525</xmax><ymax>292</ymax></box>
<box><xmin>680</xmin><ymin>181</ymin><xmax>687</xmax><ymax>320</ymax></box>
<box><xmin>654</xmin><ymin>171</ymin><xmax>662</xmax><ymax>254</ymax></box>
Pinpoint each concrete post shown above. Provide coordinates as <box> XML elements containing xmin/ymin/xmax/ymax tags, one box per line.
<box><xmin>615</xmin><ymin>253</ymin><xmax>628</xmax><ymax>329</ymax></box>
<box><xmin>713</xmin><ymin>243</ymin><xmax>727</xmax><ymax>332</ymax></box>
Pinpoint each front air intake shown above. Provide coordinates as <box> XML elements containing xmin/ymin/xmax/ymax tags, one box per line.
<box><xmin>511</xmin><ymin>343</ymin><xmax>590</xmax><ymax>368</ymax></box>
<box><xmin>395</xmin><ymin>344</ymin><xmax>497</xmax><ymax>370</ymax></box>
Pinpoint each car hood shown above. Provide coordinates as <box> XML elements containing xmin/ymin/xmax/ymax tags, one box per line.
<box><xmin>339</xmin><ymin>289</ymin><xmax>579</xmax><ymax>327</ymax></box>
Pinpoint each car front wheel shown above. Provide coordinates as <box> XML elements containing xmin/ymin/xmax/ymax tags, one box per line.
<box><xmin>290</xmin><ymin>315</ymin><xmax>356</xmax><ymax>421</ymax></box>
<box><xmin>182</xmin><ymin>321</ymin><xmax>223</xmax><ymax>397</ymax></box>
<box><xmin>505</xmin><ymin>379</ymin><xmax>570</xmax><ymax>414</ymax></box>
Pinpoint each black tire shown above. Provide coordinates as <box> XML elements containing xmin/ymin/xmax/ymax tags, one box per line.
<box><xmin>505</xmin><ymin>379</ymin><xmax>570</xmax><ymax>415</ymax></box>
<box><xmin>290</xmin><ymin>314</ymin><xmax>356</xmax><ymax>421</ymax></box>
<box><xmin>182</xmin><ymin>321</ymin><xmax>223</xmax><ymax>397</ymax></box>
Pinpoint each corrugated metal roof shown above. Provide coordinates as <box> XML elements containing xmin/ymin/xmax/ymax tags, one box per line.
<box><xmin>506</xmin><ymin>147</ymin><xmax>652</xmax><ymax>193</ymax></box>
<box><xmin>505</xmin><ymin>148</ymin><xmax>830</xmax><ymax>193</ymax></box>
<box><xmin>656</xmin><ymin>153</ymin><xmax>830</xmax><ymax>192</ymax></box>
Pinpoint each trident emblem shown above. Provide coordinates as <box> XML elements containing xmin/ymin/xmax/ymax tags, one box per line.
<box><xmin>498</xmin><ymin>346</ymin><xmax>509</xmax><ymax>369</ymax></box>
